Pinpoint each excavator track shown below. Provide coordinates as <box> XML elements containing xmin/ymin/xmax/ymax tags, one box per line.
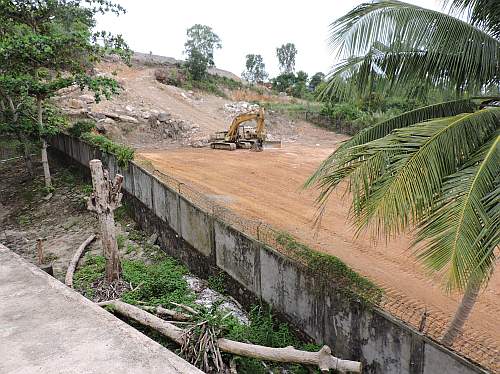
<box><xmin>210</xmin><ymin>142</ymin><xmax>236</xmax><ymax>151</ymax></box>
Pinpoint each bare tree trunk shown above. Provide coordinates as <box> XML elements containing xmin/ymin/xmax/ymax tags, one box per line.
<box><xmin>5</xmin><ymin>96</ymin><xmax>34</xmax><ymax>176</ymax></box>
<box><xmin>37</xmin><ymin>98</ymin><xmax>51</xmax><ymax>188</ymax></box>
<box><xmin>441</xmin><ymin>281</ymin><xmax>481</xmax><ymax>346</ymax></box>
<box><xmin>87</xmin><ymin>160</ymin><xmax>123</xmax><ymax>282</ymax></box>
<box><xmin>99</xmin><ymin>211</ymin><xmax>121</xmax><ymax>281</ymax></box>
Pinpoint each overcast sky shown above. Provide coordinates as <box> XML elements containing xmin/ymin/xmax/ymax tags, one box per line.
<box><xmin>96</xmin><ymin>0</ymin><xmax>442</xmax><ymax>78</ymax></box>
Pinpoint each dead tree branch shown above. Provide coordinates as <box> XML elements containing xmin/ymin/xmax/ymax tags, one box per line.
<box><xmin>65</xmin><ymin>234</ymin><xmax>96</xmax><ymax>288</ymax></box>
<box><xmin>98</xmin><ymin>300</ymin><xmax>362</xmax><ymax>373</ymax></box>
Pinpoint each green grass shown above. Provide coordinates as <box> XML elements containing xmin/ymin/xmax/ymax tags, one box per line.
<box><xmin>74</xmin><ymin>255</ymin><xmax>106</xmax><ymax>298</ymax></box>
<box><xmin>114</xmin><ymin>202</ymin><xmax>133</xmax><ymax>224</ymax></box>
<box><xmin>223</xmin><ymin>305</ymin><xmax>321</xmax><ymax>373</ymax></box>
<box><xmin>80</xmin><ymin>133</ymin><xmax>134</xmax><ymax>167</ymax></box>
<box><xmin>260</xmin><ymin>101</ymin><xmax>323</xmax><ymax>114</ymax></box>
<box><xmin>17</xmin><ymin>214</ymin><xmax>31</xmax><ymax>226</ymax></box>
<box><xmin>121</xmin><ymin>258</ymin><xmax>195</xmax><ymax>306</ymax></box>
<box><xmin>208</xmin><ymin>272</ymin><xmax>226</xmax><ymax>294</ymax></box>
<box><xmin>74</xmin><ymin>254</ymin><xmax>195</xmax><ymax>306</ymax></box>
<box><xmin>116</xmin><ymin>234</ymin><xmax>126</xmax><ymax>249</ymax></box>
<box><xmin>276</xmin><ymin>232</ymin><xmax>383</xmax><ymax>304</ymax></box>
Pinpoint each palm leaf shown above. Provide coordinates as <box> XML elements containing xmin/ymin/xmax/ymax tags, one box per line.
<box><xmin>309</xmin><ymin>108</ymin><xmax>499</xmax><ymax>241</ymax></box>
<box><xmin>445</xmin><ymin>0</ymin><xmax>500</xmax><ymax>38</ymax></box>
<box><xmin>306</xmin><ymin>98</ymin><xmax>479</xmax><ymax>188</ymax></box>
<box><xmin>414</xmin><ymin>134</ymin><xmax>500</xmax><ymax>291</ymax></box>
<box><xmin>358</xmin><ymin>109</ymin><xmax>499</xmax><ymax>236</ymax></box>
<box><xmin>329</xmin><ymin>0</ymin><xmax>500</xmax><ymax>94</ymax></box>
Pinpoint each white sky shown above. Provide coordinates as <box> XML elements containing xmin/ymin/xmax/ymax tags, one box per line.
<box><xmin>96</xmin><ymin>0</ymin><xmax>442</xmax><ymax>78</ymax></box>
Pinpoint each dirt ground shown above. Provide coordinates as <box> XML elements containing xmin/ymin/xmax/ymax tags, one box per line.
<box><xmin>139</xmin><ymin>127</ymin><xmax>500</xmax><ymax>354</ymax></box>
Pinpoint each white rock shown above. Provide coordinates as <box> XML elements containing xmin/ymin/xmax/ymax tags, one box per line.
<box><xmin>79</xmin><ymin>94</ymin><xmax>95</xmax><ymax>104</ymax></box>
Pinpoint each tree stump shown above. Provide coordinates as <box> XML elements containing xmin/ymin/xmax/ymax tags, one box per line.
<box><xmin>87</xmin><ymin>159</ymin><xmax>123</xmax><ymax>282</ymax></box>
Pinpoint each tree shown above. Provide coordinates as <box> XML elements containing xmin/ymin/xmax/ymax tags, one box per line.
<box><xmin>271</xmin><ymin>73</ymin><xmax>296</xmax><ymax>94</ymax></box>
<box><xmin>309</xmin><ymin>72</ymin><xmax>325</xmax><ymax>91</ymax></box>
<box><xmin>309</xmin><ymin>0</ymin><xmax>500</xmax><ymax>346</ymax></box>
<box><xmin>276</xmin><ymin>43</ymin><xmax>297</xmax><ymax>73</ymax></box>
<box><xmin>184</xmin><ymin>24</ymin><xmax>222</xmax><ymax>81</ymax></box>
<box><xmin>0</xmin><ymin>0</ymin><xmax>130</xmax><ymax>189</ymax></box>
<box><xmin>291</xmin><ymin>70</ymin><xmax>308</xmax><ymax>98</ymax></box>
<box><xmin>242</xmin><ymin>54</ymin><xmax>268</xmax><ymax>84</ymax></box>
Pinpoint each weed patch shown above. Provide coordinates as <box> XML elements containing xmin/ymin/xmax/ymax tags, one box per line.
<box><xmin>208</xmin><ymin>272</ymin><xmax>226</xmax><ymax>294</ymax></box>
<box><xmin>276</xmin><ymin>232</ymin><xmax>382</xmax><ymax>304</ymax></box>
<box><xmin>80</xmin><ymin>133</ymin><xmax>134</xmax><ymax>166</ymax></box>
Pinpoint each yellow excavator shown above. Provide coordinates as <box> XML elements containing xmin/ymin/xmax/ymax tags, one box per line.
<box><xmin>210</xmin><ymin>108</ymin><xmax>267</xmax><ymax>151</ymax></box>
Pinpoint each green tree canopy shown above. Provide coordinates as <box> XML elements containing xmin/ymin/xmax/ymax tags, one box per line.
<box><xmin>242</xmin><ymin>54</ymin><xmax>268</xmax><ymax>84</ymax></box>
<box><xmin>309</xmin><ymin>72</ymin><xmax>325</xmax><ymax>91</ymax></box>
<box><xmin>184</xmin><ymin>24</ymin><xmax>222</xmax><ymax>81</ymax></box>
<box><xmin>0</xmin><ymin>0</ymin><xmax>130</xmax><ymax>187</ymax></box>
<box><xmin>276</xmin><ymin>43</ymin><xmax>297</xmax><ymax>73</ymax></box>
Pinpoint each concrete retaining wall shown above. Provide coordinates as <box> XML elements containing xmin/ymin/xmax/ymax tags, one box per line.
<box><xmin>49</xmin><ymin>134</ymin><xmax>488</xmax><ymax>374</ymax></box>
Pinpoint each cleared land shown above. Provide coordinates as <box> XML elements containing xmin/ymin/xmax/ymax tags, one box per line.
<box><xmin>139</xmin><ymin>133</ymin><xmax>500</xmax><ymax>353</ymax></box>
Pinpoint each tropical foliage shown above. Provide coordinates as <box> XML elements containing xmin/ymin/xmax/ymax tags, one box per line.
<box><xmin>242</xmin><ymin>54</ymin><xmax>268</xmax><ymax>84</ymax></box>
<box><xmin>310</xmin><ymin>0</ymin><xmax>500</xmax><ymax>345</ymax></box>
<box><xmin>0</xmin><ymin>0</ymin><xmax>130</xmax><ymax>187</ymax></box>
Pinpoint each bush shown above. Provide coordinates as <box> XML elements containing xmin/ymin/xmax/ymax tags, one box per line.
<box><xmin>80</xmin><ymin>132</ymin><xmax>134</xmax><ymax>167</ymax></box>
<box><xmin>68</xmin><ymin>119</ymin><xmax>96</xmax><ymax>138</ymax></box>
<box><xmin>320</xmin><ymin>102</ymin><xmax>364</xmax><ymax>121</ymax></box>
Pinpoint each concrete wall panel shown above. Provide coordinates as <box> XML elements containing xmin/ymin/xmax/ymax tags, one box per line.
<box><xmin>132</xmin><ymin>164</ymin><xmax>153</xmax><ymax>209</ymax></box>
<box><xmin>179</xmin><ymin>197</ymin><xmax>212</xmax><ymax>257</ymax></box>
<box><xmin>214</xmin><ymin>220</ymin><xmax>261</xmax><ymax>295</ymax></box>
<box><xmin>152</xmin><ymin>177</ymin><xmax>167</xmax><ymax>221</ymax></box>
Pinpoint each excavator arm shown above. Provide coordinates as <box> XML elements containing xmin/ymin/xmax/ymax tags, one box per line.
<box><xmin>225</xmin><ymin>108</ymin><xmax>265</xmax><ymax>141</ymax></box>
<box><xmin>211</xmin><ymin>108</ymin><xmax>271</xmax><ymax>150</ymax></box>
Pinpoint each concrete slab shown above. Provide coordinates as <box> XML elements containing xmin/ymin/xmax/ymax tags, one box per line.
<box><xmin>0</xmin><ymin>244</ymin><xmax>203</xmax><ymax>374</ymax></box>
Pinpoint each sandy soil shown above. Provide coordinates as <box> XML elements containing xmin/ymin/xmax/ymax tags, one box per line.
<box><xmin>139</xmin><ymin>130</ymin><xmax>500</xmax><ymax>354</ymax></box>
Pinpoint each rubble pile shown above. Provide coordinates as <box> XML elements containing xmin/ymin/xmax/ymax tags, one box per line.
<box><xmin>54</xmin><ymin>87</ymin><xmax>207</xmax><ymax>147</ymax></box>
<box><xmin>223</xmin><ymin>101</ymin><xmax>259</xmax><ymax>115</ymax></box>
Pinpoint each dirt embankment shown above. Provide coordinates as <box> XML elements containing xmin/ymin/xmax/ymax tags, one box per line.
<box><xmin>55</xmin><ymin>58</ymin><xmax>304</xmax><ymax>151</ymax></box>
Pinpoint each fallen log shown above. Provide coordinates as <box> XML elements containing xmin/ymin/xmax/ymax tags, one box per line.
<box><xmin>65</xmin><ymin>234</ymin><xmax>96</xmax><ymax>288</ymax></box>
<box><xmin>98</xmin><ymin>300</ymin><xmax>184</xmax><ymax>344</ymax></box>
<box><xmin>98</xmin><ymin>300</ymin><xmax>362</xmax><ymax>373</ymax></box>
<box><xmin>218</xmin><ymin>339</ymin><xmax>361</xmax><ymax>373</ymax></box>
<box><xmin>140</xmin><ymin>305</ymin><xmax>191</xmax><ymax>321</ymax></box>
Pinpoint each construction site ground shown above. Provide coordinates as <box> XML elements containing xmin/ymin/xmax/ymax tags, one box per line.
<box><xmin>138</xmin><ymin>136</ymin><xmax>500</xmax><ymax>356</ymax></box>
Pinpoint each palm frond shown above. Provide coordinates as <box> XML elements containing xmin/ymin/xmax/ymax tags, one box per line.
<box><xmin>309</xmin><ymin>108</ymin><xmax>500</xmax><ymax>241</ymax></box>
<box><xmin>357</xmin><ymin>109</ymin><xmax>499</xmax><ymax>236</ymax></box>
<box><xmin>414</xmin><ymin>134</ymin><xmax>500</xmax><ymax>291</ymax></box>
<box><xmin>329</xmin><ymin>0</ymin><xmax>500</xmax><ymax>94</ymax></box>
<box><xmin>445</xmin><ymin>0</ymin><xmax>500</xmax><ymax>38</ymax></box>
<box><xmin>306</xmin><ymin>98</ymin><xmax>479</xmax><ymax>188</ymax></box>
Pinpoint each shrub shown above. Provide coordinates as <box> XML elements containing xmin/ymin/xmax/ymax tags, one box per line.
<box><xmin>68</xmin><ymin>119</ymin><xmax>96</xmax><ymax>138</ymax></box>
<box><xmin>80</xmin><ymin>132</ymin><xmax>134</xmax><ymax>167</ymax></box>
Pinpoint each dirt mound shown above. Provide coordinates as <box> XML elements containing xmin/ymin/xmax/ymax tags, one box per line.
<box><xmin>54</xmin><ymin>57</ymin><xmax>309</xmax><ymax>151</ymax></box>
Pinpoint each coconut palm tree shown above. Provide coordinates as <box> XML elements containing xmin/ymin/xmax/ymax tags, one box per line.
<box><xmin>308</xmin><ymin>0</ymin><xmax>500</xmax><ymax>346</ymax></box>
